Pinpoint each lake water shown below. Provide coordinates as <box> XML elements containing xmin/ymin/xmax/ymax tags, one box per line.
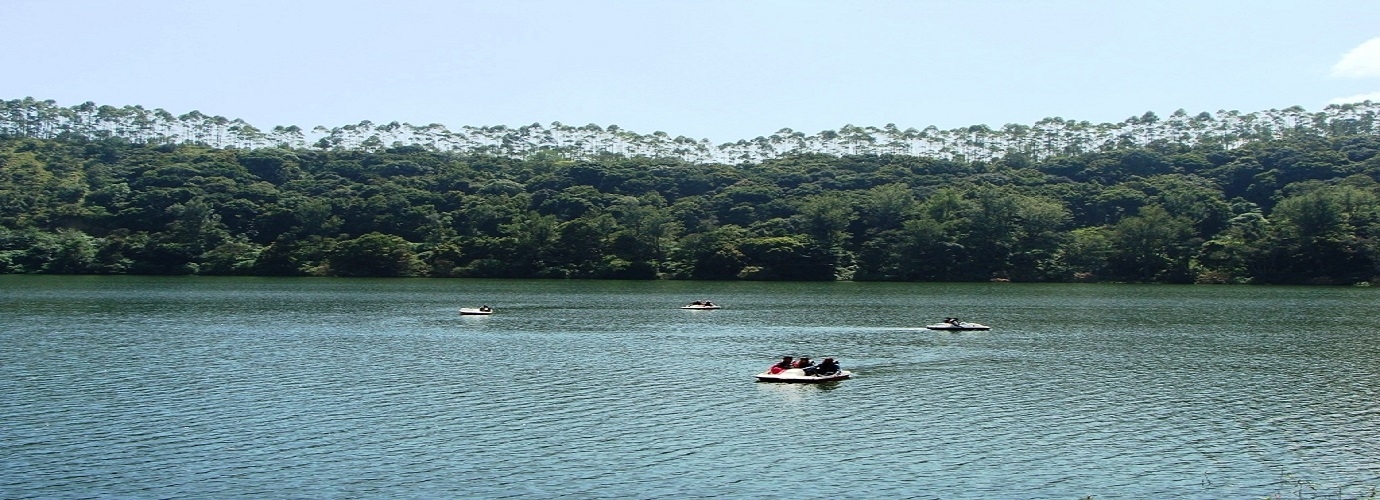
<box><xmin>2</xmin><ymin>276</ymin><xmax>1378</xmax><ymax>499</ymax></box>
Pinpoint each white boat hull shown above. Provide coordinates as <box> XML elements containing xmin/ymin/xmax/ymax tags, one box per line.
<box><xmin>925</xmin><ymin>323</ymin><xmax>989</xmax><ymax>331</ymax></box>
<box><xmin>459</xmin><ymin>308</ymin><xmax>493</xmax><ymax>315</ymax></box>
<box><xmin>680</xmin><ymin>305</ymin><xmax>721</xmax><ymax>310</ymax></box>
<box><xmin>754</xmin><ymin>368</ymin><xmax>851</xmax><ymax>383</ymax></box>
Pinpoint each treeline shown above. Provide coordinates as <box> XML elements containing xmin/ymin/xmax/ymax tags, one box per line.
<box><xmin>5</xmin><ymin>97</ymin><xmax>1379</xmax><ymax>164</ymax></box>
<box><xmin>2</xmin><ymin>131</ymin><xmax>1380</xmax><ymax>283</ymax></box>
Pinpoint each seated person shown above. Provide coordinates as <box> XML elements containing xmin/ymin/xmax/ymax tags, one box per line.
<box><xmin>794</xmin><ymin>357</ymin><xmax>816</xmax><ymax>375</ymax></box>
<box><xmin>769</xmin><ymin>356</ymin><xmax>793</xmax><ymax>374</ymax></box>
<box><xmin>815</xmin><ymin>358</ymin><xmax>840</xmax><ymax>375</ymax></box>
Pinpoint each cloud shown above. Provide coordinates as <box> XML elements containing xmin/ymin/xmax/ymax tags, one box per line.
<box><xmin>1331</xmin><ymin>37</ymin><xmax>1380</xmax><ymax>78</ymax></box>
<box><xmin>1329</xmin><ymin>91</ymin><xmax>1380</xmax><ymax>105</ymax></box>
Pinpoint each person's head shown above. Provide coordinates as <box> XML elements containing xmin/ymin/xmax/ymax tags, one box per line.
<box><xmin>782</xmin><ymin>356</ymin><xmax>792</xmax><ymax>362</ymax></box>
<box><xmin>823</xmin><ymin>357</ymin><xmax>833</xmax><ymax>363</ymax></box>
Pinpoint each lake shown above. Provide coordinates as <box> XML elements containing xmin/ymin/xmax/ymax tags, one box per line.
<box><xmin>2</xmin><ymin>276</ymin><xmax>1378</xmax><ymax>498</ymax></box>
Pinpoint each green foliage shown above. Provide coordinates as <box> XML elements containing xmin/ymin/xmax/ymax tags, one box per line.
<box><xmin>1107</xmin><ymin>205</ymin><xmax>1197</xmax><ymax>283</ymax></box>
<box><xmin>326</xmin><ymin>232</ymin><xmax>423</xmax><ymax>277</ymax></box>
<box><xmin>2</xmin><ymin>130</ymin><xmax>1380</xmax><ymax>283</ymax></box>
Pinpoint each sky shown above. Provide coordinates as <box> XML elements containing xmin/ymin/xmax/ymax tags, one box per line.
<box><xmin>5</xmin><ymin>0</ymin><xmax>1380</xmax><ymax>143</ymax></box>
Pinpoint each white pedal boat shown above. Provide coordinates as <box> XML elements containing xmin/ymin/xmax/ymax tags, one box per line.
<box><xmin>680</xmin><ymin>303</ymin><xmax>721</xmax><ymax>310</ymax></box>
<box><xmin>459</xmin><ymin>307</ymin><xmax>494</xmax><ymax>315</ymax></box>
<box><xmin>754</xmin><ymin>368</ymin><xmax>852</xmax><ymax>383</ymax></box>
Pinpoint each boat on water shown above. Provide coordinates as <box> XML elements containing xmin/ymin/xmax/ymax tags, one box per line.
<box><xmin>459</xmin><ymin>306</ymin><xmax>494</xmax><ymax>315</ymax></box>
<box><xmin>681</xmin><ymin>300</ymin><xmax>721</xmax><ymax>310</ymax></box>
<box><xmin>754</xmin><ymin>368</ymin><xmax>852</xmax><ymax>383</ymax></box>
<box><xmin>925</xmin><ymin>317</ymin><xmax>990</xmax><ymax>331</ymax></box>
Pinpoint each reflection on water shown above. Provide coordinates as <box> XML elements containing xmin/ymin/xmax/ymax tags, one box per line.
<box><xmin>1</xmin><ymin>276</ymin><xmax>1378</xmax><ymax>498</ymax></box>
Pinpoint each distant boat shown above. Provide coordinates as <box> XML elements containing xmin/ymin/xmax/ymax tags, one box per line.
<box><xmin>681</xmin><ymin>300</ymin><xmax>721</xmax><ymax>310</ymax></box>
<box><xmin>459</xmin><ymin>306</ymin><xmax>494</xmax><ymax>315</ymax></box>
<box><xmin>925</xmin><ymin>318</ymin><xmax>990</xmax><ymax>331</ymax></box>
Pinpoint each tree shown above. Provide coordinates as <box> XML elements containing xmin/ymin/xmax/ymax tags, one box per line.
<box><xmin>858</xmin><ymin>183</ymin><xmax>915</xmax><ymax>233</ymax></box>
<box><xmin>1143</xmin><ymin>174</ymin><xmax>1233</xmax><ymax>237</ymax></box>
<box><xmin>200</xmin><ymin>237</ymin><xmax>262</xmax><ymax>275</ymax></box>
<box><xmin>793</xmin><ymin>193</ymin><xmax>856</xmax><ymax>278</ymax></box>
<box><xmin>737</xmin><ymin>235</ymin><xmax>835</xmax><ymax>280</ymax></box>
<box><xmin>1260</xmin><ymin>184</ymin><xmax>1379</xmax><ymax>283</ymax></box>
<box><xmin>1191</xmin><ymin>211</ymin><xmax>1266</xmax><ymax>284</ymax></box>
<box><xmin>1056</xmin><ymin>226</ymin><xmax>1114</xmax><ymax>281</ymax></box>
<box><xmin>610</xmin><ymin>196</ymin><xmax>679</xmax><ymax>263</ymax></box>
<box><xmin>326</xmin><ymin>232</ymin><xmax>422</xmax><ymax>277</ymax></box>
<box><xmin>1106</xmin><ymin>205</ymin><xmax>1196</xmax><ymax>282</ymax></box>
<box><xmin>492</xmin><ymin>211</ymin><xmax>559</xmax><ymax>277</ymax></box>
<box><xmin>550</xmin><ymin>213</ymin><xmax>616</xmax><ymax>278</ymax></box>
<box><xmin>668</xmin><ymin>225</ymin><xmax>750</xmax><ymax>280</ymax></box>
<box><xmin>795</xmin><ymin>193</ymin><xmax>855</xmax><ymax>250</ymax></box>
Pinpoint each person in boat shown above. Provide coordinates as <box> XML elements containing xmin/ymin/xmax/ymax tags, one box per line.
<box><xmin>815</xmin><ymin>357</ymin><xmax>840</xmax><ymax>376</ymax></box>
<box><xmin>704</xmin><ymin>301</ymin><xmax>715</xmax><ymax>307</ymax></box>
<box><xmin>945</xmin><ymin>317</ymin><xmax>960</xmax><ymax>326</ymax></box>
<box><xmin>690</xmin><ymin>300</ymin><xmax>703</xmax><ymax>306</ymax></box>
<box><xmin>793</xmin><ymin>356</ymin><xmax>815</xmax><ymax>375</ymax></box>
<box><xmin>479</xmin><ymin>305</ymin><xmax>492</xmax><ymax>312</ymax></box>
<box><xmin>769</xmin><ymin>356</ymin><xmax>793</xmax><ymax>374</ymax></box>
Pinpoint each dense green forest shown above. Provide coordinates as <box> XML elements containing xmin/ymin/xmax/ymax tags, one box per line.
<box><xmin>4</xmin><ymin>99</ymin><xmax>1380</xmax><ymax>283</ymax></box>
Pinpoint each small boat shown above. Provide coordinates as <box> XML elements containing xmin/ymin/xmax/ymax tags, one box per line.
<box><xmin>680</xmin><ymin>301</ymin><xmax>721</xmax><ymax>310</ymax></box>
<box><xmin>925</xmin><ymin>318</ymin><xmax>990</xmax><ymax>331</ymax></box>
<box><xmin>755</xmin><ymin>368</ymin><xmax>852</xmax><ymax>383</ymax></box>
<box><xmin>459</xmin><ymin>306</ymin><xmax>494</xmax><ymax>315</ymax></box>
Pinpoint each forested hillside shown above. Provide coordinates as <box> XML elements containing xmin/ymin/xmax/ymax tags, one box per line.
<box><xmin>3</xmin><ymin>99</ymin><xmax>1380</xmax><ymax>283</ymax></box>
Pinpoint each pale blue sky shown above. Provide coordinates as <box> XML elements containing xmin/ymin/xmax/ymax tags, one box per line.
<box><xmin>5</xmin><ymin>0</ymin><xmax>1380</xmax><ymax>142</ymax></box>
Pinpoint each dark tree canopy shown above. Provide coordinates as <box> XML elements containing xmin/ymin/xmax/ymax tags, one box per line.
<box><xmin>4</xmin><ymin>99</ymin><xmax>1380</xmax><ymax>284</ymax></box>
